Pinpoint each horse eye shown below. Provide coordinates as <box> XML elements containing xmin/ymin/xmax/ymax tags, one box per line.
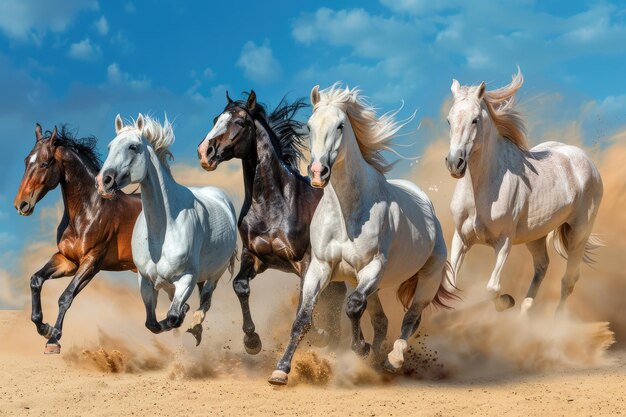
<box><xmin>129</xmin><ymin>144</ymin><xmax>138</xmax><ymax>152</ymax></box>
<box><xmin>40</xmin><ymin>162</ymin><xmax>49</xmax><ymax>168</ymax></box>
<box><xmin>446</xmin><ymin>119</ymin><xmax>450</xmax><ymax>125</ymax></box>
<box><xmin>472</xmin><ymin>118</ymin><xmax>479</xmax><ymax>124</ymax></box>
<box><xmin>337</xmin><ymin>123</ymin><xmax>344</xmax><ymax>131</ymax></box>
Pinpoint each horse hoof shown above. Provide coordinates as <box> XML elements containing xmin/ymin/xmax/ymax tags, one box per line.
<box><xmin>308</xmin><ymin>329</ymin><xmax>330</xmax><ymax>348</ymax></box>
<box><xmin>268</xmin><ymin>370</ymin><xmax>288</xmax><ymax>386</ymax></box>
<box><xmin>244</xmin><ymin>332</ymin><xmax>262</xmax><ymax>355</ymax></box>
<box><xmin>495</xmin><ymin>294</ymin><xmax>515</xmax><ymax>312</ymax></box>
<box><xmin>383</xmin><ymin>358</ymin><xmax>401</xmax><ymax>374</ymax></box>
<box><xmin>44</xmin><ymin>342</ymin><xmax>61</xmax><ymax>354</ymax></box>
<box><xmin>354</xmin><ymin>342</ymin><xmax>371</xmax><ymax>358</ymax></box>
<box><xmin>186</xmin><ymin>324</ymin><xmax>203</xmax><ymax>346</ymax></box>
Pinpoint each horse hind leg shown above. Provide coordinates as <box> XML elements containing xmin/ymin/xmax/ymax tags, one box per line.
<box><xmin>366</xmin><ymin>291</ymin><xmax>388</xmax><ymax>360</ymax></box>
<box><xmin>555</xmin><ymin>237</ymin><xmax>586</xmax><ymax>315</ymax></box>
<box><xmin>520</xmin><ymin>237</ymin><xmax>549</xmax><ymax>315</ymax></box>
<box><xmin>385</xmin><ymin>252</ymin><xmax>443</xmax><ymax>373</ymax></box>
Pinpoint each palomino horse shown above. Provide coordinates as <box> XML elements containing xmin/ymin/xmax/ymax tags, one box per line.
<box><xmin>197</xmin><ymin>91</ymin><xmax>346</xmax><ymax>354</ymax></box>
<box><xmin>14</xmin><ymin>124</ymin><xmax>141</xmax><ymax>353</ymax></box>
<box><xmin>269</xmin><ymin>84</ymin><xmax>455</xmax><ymax>385</ymax></box>
<box><xmin>97</xmin><ymin>114</ymin><xmax>237</xmax><ymax>343</ymax></box>
<box><xmin>445</xmin><ymin>69</ymin><xmax>603</xmax><ymax>314</ymax></box>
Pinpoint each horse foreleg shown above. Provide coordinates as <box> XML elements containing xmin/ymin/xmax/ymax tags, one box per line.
<box><xmin>520</xmin><ymin>237</ymin><xmax>549</xmax><ymax>315</ymax></box>
<box><xmin>449</xmin><ymin>230</ymin><xmax>468</xmax><ymax>291</ymax></box>
<box><xmin>312</xmin><ymin>281</ymin><xmax>347</xmax><ymax>349</ymax></box>
<box><xmin>347</xmin><ymin>256</ymin><xmax>386</xmax><ymax>358</ymax></box>
<box><xmin>45</xmin><ymin>254</ymin><xmax>101</xmax><ymax>354</ymax></box>
<box><xmin>159</xmin><ymin>274</ymin><xmax>195</xmax><ymax>331</ymax></box>
<box><xmin>139</xmin><ymin>273</ymin><xmax>161</xmax><ymax>334</ymax></box>
<box><xmin>232</xmin><ymin>251</ymin><xmax>262</xmax><ymax>355</ymax></box>
<box><xmin>269</xmin><ymin>257</ymin><xmax>331</xmax><ymax>386</ymax></box>
<box><xmin>187</xmin><ymin>279</ymin><xmax>217</xmax><ymax>346</ymax></box>
<box><xmin>30</xmin><ymin>253</ymin><xmax>76</xmax><ymax>340</ymax></box>
<box><xmin>487</xmin><ymin>237</ymin><xmax>515</xmax><ymax>311</ymax></box>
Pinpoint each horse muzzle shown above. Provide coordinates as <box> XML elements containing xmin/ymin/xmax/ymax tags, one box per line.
<box><xmin>95</xmin><ymin>170</ymin><xmax>117</xmax><ymax>199</ymax></box>
<box><xmin>14</xmin><ymin>198</ymin><xmax>35</xmax><ymax>216</ymax></box>
<box><xmin>445</xmin><ymin>151</ymin><xmax>467</xmax><ymax>179</ymax></box>
<box><xmin>308</xmin><ymin>161</ymin><xmax>330</xmax><ymax>188</ymax></box>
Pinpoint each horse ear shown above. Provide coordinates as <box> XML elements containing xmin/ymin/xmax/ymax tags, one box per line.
<box><xmin>247</xmin><ymin>90</ymin><xmax>257</xmax><ymax>111</ymax></box>
<box><xmin>136</xmin><ymin>113</ymin><xmax>145</xmax><ymax>131</ymax></box>
<box><xmin>310</xmin><ymin>85</ymin><xmax>320</xmax><ymax>106</ymax></box>
<box><xmin>226</xmin><ymin>90</ymin><xmax>233</xmax><ymax>104</ymax></box>
<box><xmin>451</xmin><ymin>79</ymin><xmax>460</xmax><ymax>96</ymax></box>
<box><xmin>115</xmin><ymin>114</ymin><xmax>123</xmax><ymax>134</ymax></box>
<box><xmin>49</xmin><ymin>126</ymin><xmax>58</xmax><ymax>147</ymax></box>
<box><xmin>35</xmin><ymin>123</ymin><xmax>43</xmax><ymax>142</ymax></box>
<box><xmin>476</xmin><ymin>82</ymin><xmax>486</xmax><ymax>100</ymax></box>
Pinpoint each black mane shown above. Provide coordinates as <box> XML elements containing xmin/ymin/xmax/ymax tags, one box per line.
<box><xmin>45</xmin><ymin>125</ymin><xmax>102</xmax><ymax>171</ymax></box>
<box><xmin>230</xmin><ymin>94</ymin><xmax>309</xmax><ymax>171</ymax></box>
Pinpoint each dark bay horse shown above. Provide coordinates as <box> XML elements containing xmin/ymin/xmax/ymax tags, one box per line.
<box><xmin>14</xmin><ymin>124</ymin><xmax>142</xmax><ymax>353</ymax></box>
<box><xmin>197</xmin><ymin>91</ymin><xmax>346</xmax><ymax>354</ymax></box>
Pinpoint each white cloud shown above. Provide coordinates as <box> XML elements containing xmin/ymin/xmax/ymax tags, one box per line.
<box><xmin>124</xmin><ymin>2</ymin><xmax>136</xmax><ymax>14</ymax></box>
<box><xmin>203</xmin><ymin>67</ymin><xmax>215</xmax><ymax>79</ymax></box>
<box><xmin>0</xmin><ymin>0</ymin><xmax>98</xmax><ymax>42</ymax></box>
<box><xmin>236</xmin><ymin>40</ymin><xmax>282</xmax><ymax>84</ymax></box>
<box><xmin>68</xmin><ymin>38</ymin><xmax>102</xmax><ymax>61</ymax></box>
<box><xmin>107</xmin><ymin>62</ymin><xmax>150</xmax><ymax>89</ymax></box>
<box><xmin>94</xmin><ymin>16</ymin><xmax>108</xmax><ymax>35</ymax></box>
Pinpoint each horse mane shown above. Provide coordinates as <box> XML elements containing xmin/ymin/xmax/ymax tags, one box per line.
<box><xmin>315</xmin><ymin>83</ymin><xmax>408</xmax><ymax>174</ymax></box>
<box><xmin>230</xmin><ymin>94</ymin><xmax>308</xmax><ymax>171</ymax></box>
<box><xmin>46</xmin><ymin>125</ymin><xmax>102</xmax><ymax>171</ymax></box>
<box><xmin>136</xmin><ymin>115</ymin><xmax>175</xmax><ymax>170</ymax></box>
<box><xmin>482</xmin><ymin>69</ymin><xmax>528</xmax><ymax>150</ymax></box>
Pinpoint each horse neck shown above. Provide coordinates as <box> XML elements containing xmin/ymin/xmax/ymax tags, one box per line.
<box><xmin>328</xmin><ymin>126</ymin><xmax>379</xmax><ymax>218</ymax></box>
<box><xmin>58</xmin><ymin>148</ymin><xmax>101</xmax><ymax>221</ymax></box>
<box><xmin>465</xmin><ymin>118</ymin><xmax>525</xmax><ymax>194</ymax></box>
<box><xmin>139</xmin><ymin>147</ymin><xmax>183</xmax><ymax>225</ymax></box>
<box><xmin>244</xmin><ymin>119</ymin><xmax>290</xmax><ymax>203</ymax></box>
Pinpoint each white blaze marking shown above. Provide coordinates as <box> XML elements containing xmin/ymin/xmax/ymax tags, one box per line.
<box><xmin>29</xmin><ymin>154</ymin><xmax>37</xmax><ymax>164</ymax></box>
<box><xmin>204</xmin><ymin>113</ymin><xmax>231</xmax><ymax>141</ymax></box>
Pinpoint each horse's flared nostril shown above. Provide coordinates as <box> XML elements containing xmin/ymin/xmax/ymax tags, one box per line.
<box><xmin>320</xmin><ymin>165</ymin><xmax>329</xmax><ymax>178</ymax></box>
<box><xmin>103</xmin><ymin>175</ymin><xmax>114</xmax><ymax>186</ymax></box>
<box><xmin>19</xmin><ymin>201</ymin><xmax>29</xmax><ymax>213</ymax></box>
<box><xmin>456</xmin><ymin>158</ymin><xmax>465</xmax><ymax>170</ymax></box>
<box><xmin>206</xmin><ymin>146</ymin><xmax>215</xmax><ymax>158</ymax></box>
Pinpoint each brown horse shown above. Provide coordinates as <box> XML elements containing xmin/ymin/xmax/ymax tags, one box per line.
<box><xmin>14</xmin><ymin>124</ymin><xmax>142</xmax><ymax>354</ymax></box>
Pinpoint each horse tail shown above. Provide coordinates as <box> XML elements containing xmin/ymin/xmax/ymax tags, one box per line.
<box><xmin>397</xmin><ymin>261</ymin><xmax>459</xmax><ymax>311</ymax></box>
<box><xmin>432</xmin><ymin>261</ymin><xmax>460</xmax><ymax>310</ymax></box>
<box><xmin>552</xmin><ymin>223</ymin><xmax>604</xmax><ymax>266</ymax></box>
<box><xmin>228</xmin><ymin>247</ymin><xmax>238</xmax><ymax>280</ymax></box>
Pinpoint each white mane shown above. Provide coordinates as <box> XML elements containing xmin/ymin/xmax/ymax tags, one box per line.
<box><xmin>315</xmin><ymin>83</ymin><xmax>410</xmax><ymax>173</ymax></box>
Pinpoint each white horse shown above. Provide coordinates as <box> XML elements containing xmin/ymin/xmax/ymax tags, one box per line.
<box><xmin>96</xmin><ymin>114</ymin><xmax>237</xmax><ymax>344</ymax></box>
<box><xmin>269</xmin><ymin>84</ymin><xmax>455</xmax><ymax>385</ymax></box>
<box><xmin>444</xmin><ymin>69</ymin><xmax>603</xmax><ymax>314</ymax></box>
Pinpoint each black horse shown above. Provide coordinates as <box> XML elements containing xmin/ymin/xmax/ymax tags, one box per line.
<box><xmin>197</xmin><ymin>91</ymin><xmax>346</xmax><ymax>354</ymax></box>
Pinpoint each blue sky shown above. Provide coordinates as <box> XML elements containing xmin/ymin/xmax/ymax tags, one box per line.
<box><xmin>1</xmin><ymin>0</ymin><xmax>626</xmax><ymax>276</ymax></box>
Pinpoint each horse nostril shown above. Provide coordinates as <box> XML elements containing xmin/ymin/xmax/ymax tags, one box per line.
<box><xmin>456</xmin><ymin>158</ymin><xmax>465</xmax><ymax>170</ymax></box>
<box><xmin>320</xmin><ymin>166</ymin><xmax>329</xmax><ymax>178</ymax></box>
<box><xmin>206</xmin><ymin>146</ymin><xmax>215</xmax><ymax>158</ymax></box>
<box><xmin>19</xmin><ymin>201</ymin><xmax>29</xmax><ymax>212</ymax></box>
<box><xmin>103</xmin><ymin>175</ymin><xmax>114</xmax><ymax>186</ymax></box>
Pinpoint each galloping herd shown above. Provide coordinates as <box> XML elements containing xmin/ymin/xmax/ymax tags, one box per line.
<box><xmin>13</xmin><ymin>69</ymin><xmax>602</xmax><ymax>385</ymax></box>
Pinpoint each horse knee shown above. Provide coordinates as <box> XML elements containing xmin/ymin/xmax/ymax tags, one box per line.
<box><xmin>233</xmin><ymin>278</ymin><xmax>250</xmax><ymax>298</ymax></box>
<box><xmin>30</xmin><ymin>274</ymin><xmax>44</xmax><ymax>293</ymax></box>
<box><xmin>346</xmin><ymin>291</ymin><xmax>367</xmax><ymax>320</ymax></box>
<box><xmin>57</xmin><ymin>292</ymin><xmax>73</xmax><ymax>309</ymax></box>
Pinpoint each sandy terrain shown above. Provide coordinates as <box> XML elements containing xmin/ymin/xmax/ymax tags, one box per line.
<box><xmin>0</xmin><ymin>302</ymin><xmax>624</xmax><ymax>417</ymax></box>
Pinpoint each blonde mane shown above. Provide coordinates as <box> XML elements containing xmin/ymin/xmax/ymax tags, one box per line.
<box><xmin>483</xmin><ymin>70</ymin><xmax>528</xmax><ymax>150</ymax></box>
<box><xmin>134</xmin><ymin>114</ymin><xmax>175</xmax><ymax>169</ymax></box>
<box><xmin>315</xmin><ymin>83</ymin><xmax>410</xmax><ymax>173</ymax></box>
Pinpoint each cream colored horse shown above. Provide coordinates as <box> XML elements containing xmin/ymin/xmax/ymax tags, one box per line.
<box><xmin>445</xmin><ymin>69</ymin><xmax>603</xmax><ymax>314</ymax></box>
<box><xmin>269</xmin><ymin>84</ymin><xmax>455</xmax><ymax>385</ymax></box>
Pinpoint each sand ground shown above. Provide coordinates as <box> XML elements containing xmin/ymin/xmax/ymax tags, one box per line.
<box><xmin>1</xmin><ymin>310</ymin><xmax>625</xmax><ymax>417</ymax></box>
